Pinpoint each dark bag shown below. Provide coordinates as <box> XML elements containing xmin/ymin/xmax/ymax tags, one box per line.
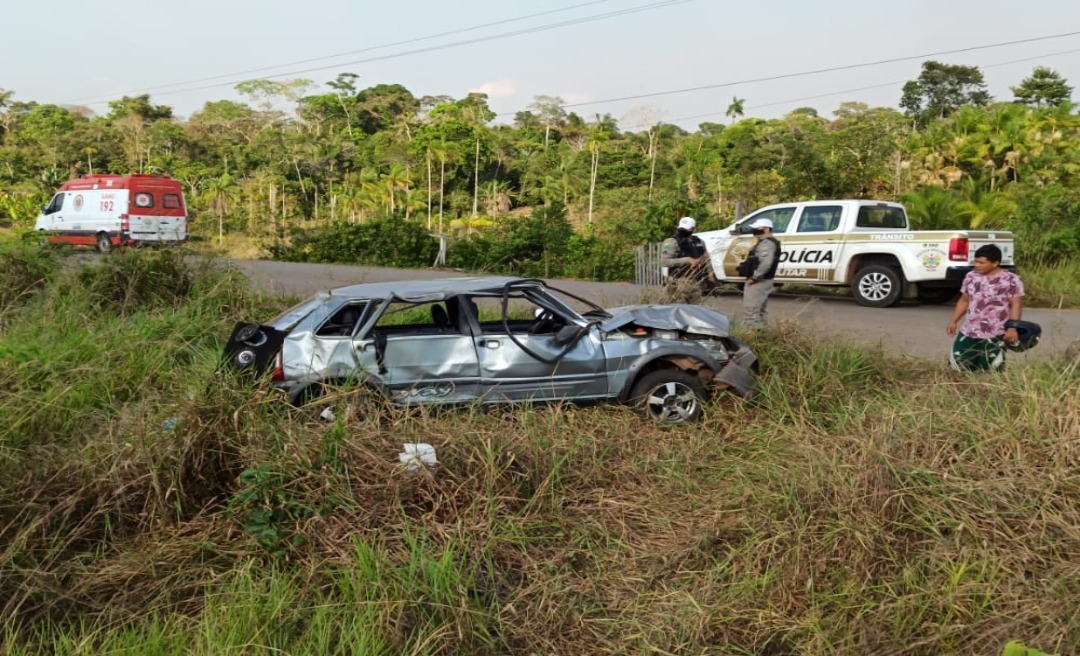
<box><xmin>737</xmin><ymin>257</ymin><xmax>755</xmax><ymax>278</ymax></box>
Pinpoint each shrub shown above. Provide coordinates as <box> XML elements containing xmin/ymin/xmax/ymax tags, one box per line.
<box><xmin>268</xmin><ymin>217</ymin><xmax>439</xmax><ymax>268</ymax></box>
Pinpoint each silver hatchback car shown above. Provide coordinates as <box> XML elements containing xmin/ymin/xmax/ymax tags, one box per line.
<box><xmin>223</xmin><ymin>277</ymin><xmax>758</xmax><ymax>424</ymax></box>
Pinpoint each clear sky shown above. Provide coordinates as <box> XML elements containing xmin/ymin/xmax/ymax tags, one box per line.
<box><xmin>3</xmin><ymin>0</ymin><xmax>1079</xmax><ymax>130</ymax></box>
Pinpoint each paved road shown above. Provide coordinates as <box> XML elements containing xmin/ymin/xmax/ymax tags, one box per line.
<box><xmin>230</xmin><ymin>259</ymin><xmax>1080</xmax><ymax>363</ymax></box>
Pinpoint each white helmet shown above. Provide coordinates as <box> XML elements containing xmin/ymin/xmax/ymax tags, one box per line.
<box><xmin>749</xmin><ymin>218</ymin><xmax>774</xmax><ymax>230</ymax></box>
<box><xmin>678</xmin><ymin>216</ymin><xmax>696</xmax><ymax>231</ymax></box>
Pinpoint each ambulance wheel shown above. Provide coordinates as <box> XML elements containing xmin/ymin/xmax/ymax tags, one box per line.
<box><xmin>96</xmin><ymin>233</ymin><xmax>113</xmax><ymax>253</ymax></box>
<box><xmin>852</xmin><ymin>265</ymin><xmax>902</xmax><ymax>308</ymax></box>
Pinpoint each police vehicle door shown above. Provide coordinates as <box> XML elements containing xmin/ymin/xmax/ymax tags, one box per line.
<box><xmin>721</xmin><ymin>206</ymin><xmax>798</xmax><ymax>279</ymax></box>
<box><xmin>778</xmin><ymin>204</ymin><xmax>842</xmax><ymax>283</ymax></box>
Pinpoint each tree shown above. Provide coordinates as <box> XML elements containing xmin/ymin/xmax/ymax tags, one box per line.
<box><xmin>1012</xmin><ymin>67</ymin><xmax>1073</xmax><ymax>107</ymax></box>
<box><xmin>528</xmin><ymin>95</ymin><xmax>566</xmax><ymax>148</ymax></box>
<box><xmin>235</xmin><ymin>79</ymin><xmax>313</xmax><ymax>114</ymax></box>
<box><xmin>726</xmin><ymin>97</ymin><xmax>745</xmax><ymax>124</ymax></box>
<box><xmin>106</xmin><ymin>95</ymin><xmax>172</xmax><ymax>122</ymax></box>
<box><xmin>900</xmin><ymin>61</ymin><xmax>991</xmax><ymax>125</ymax></box>
<box><xmin>353</xmin><ymin>84</ymin><xmax>419</xmax><ymax>135</ymax></box>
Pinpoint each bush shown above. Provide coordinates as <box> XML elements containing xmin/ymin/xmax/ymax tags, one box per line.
<box><xmin>79</xmin><ymin>247</ymin><xmax>194</xmax><ymax>314</ymax></box>
<box><xmin>1010</xmin><ymin>184</ymin><xmax>1080</xmax><ymax>265</ymax></box>
<box><xmin>268</xmin><ymin>217</ymin><xmax>439</xmax><ymax>268</ymax></box>
<box><xmin>0</xmin><ymin>240</ymin><xmax>59</xmax><ymax>312</ymax></box>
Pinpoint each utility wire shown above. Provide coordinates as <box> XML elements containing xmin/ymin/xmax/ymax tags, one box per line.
<box><xmin>68</xmin><ymin>0</ymin><xmax>693</xmax><ymax>106</ymax></box>
<box><xmin>66</xmin><ymin>0</ymin><xmax>621</xmax><ymax>102</ymax></box>
<box><xmin>498</xmin><ymin>29</ymin><xmax>1080</xmax><ymax>118</ymax></box>
<box><xmin>618</xmin><ymin>47</ymin><xmax>1080</xmax><ymax>130</ymax></box>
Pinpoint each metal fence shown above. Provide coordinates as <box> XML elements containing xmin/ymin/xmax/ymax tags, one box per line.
<box><xmin>634</xmin><ymin>242</ymin><xmax>665</xmax><ymax>287</ymax></box>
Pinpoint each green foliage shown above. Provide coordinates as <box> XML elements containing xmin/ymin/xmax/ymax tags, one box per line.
<box><xmin>78</xmin><ymin>247</ymin><xmax>194</xmax><ymax>314</ymax></box>
<box><xmin>2</xmin><ymin>72</ymin><xmax>1079</xmax><ymax>287</ymax></box>
<box><xmin>268</xmin><ymin>216</ymin><xmax>439</xmax><ymax>268</ymax></box>
<box><xmin>1011</xmin><ymin>66</ymin><xmax>1074</xmax><ymax>107</ymax></box>
<box><xmin>0</xmin><ymin>239</ymin><xmax>58</xmax><ymax>310</ymax></box>
<box><xmin>901</xmin><ymin>60</ymin><xmax>992</xmax><ymax>125</ymax></box>
<box><xmin>1002</xmin><ymin>640</ymin><xmax>1057</xmax><ymax>656</ymax></box>
<box><xmin>1010</xmin><ymin>184</ymin><xmax>1080</xmax><ymax>265</ymax></box>
<box><xmin>230</xmin><ymin>465</ymin><xmax>312</xmax><ymax>559</ymax></box>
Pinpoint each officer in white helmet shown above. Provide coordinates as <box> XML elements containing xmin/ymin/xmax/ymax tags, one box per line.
<box><xmin>660</xmin><ymin>216</ymin><xmax>714</xmax><ymax>301</ymax></box>
<box><xmin>739</xmin><ymin>217</ymin><xmax>781</xmax><ymax>328</ymax></box>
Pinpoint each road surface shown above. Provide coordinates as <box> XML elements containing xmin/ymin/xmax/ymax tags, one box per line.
<box><xmin>229</xmin><ymin>260</ymin><xmax>1080</xmax><ymax>363</ymax></box>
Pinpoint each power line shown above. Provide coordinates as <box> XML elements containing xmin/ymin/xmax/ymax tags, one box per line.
<box><xmin>498</xmin><ymin>29</ymin><xmax>1080</xmax><ymax>118</ymax></box>
<box><xmin>65</xmin><ymin>0</ymin><xmax>622</xmax><ymax>103</ymax></box>
<box><xmin>68</xmin><ymin>0</ymin><xmax>694</xmax><ymax>106</ymax></box>
<box><xmin>624</xmin><ymin>47</ymin><xmax>1080</xmax><ymax>130</ymax></box>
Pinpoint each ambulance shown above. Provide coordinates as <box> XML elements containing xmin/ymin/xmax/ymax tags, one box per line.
<box><xmin>35</xmin><ymin>174</ymin><xmax>188</xmax><ymax>252</ymax></box>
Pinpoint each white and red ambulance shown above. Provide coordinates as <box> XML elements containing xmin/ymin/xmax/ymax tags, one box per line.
<box><xmin>34</xmin><ymin>174</ymin><xmax>188</xmax><ymax>252</ymax></box>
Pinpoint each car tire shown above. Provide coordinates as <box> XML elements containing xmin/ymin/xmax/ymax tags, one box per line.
<box><xmin>852</xmin><ymin>265</ymin><xmax>902</xmax><ymax>308</ymax></box>
<box><xmin>96</xmin><ymin>233</ymin><xmax>113</xmax><ymax>253</ymax></box>
<box><xmin>630</xmin><ymin>369</ymin><xmax>708</xmax><ymax>424</ymax></box>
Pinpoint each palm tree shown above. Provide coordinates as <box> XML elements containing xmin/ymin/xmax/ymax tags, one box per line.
<box><xmin>382</xmin><ymin>163</ymin><xmax>411</xmax><ymax>216</ymax></box>
<box><xmin>201</xmin><ymin>173</ymin><xmax>239</xmax><ymax>242</ymax></box>
<box><xmin>726</xmin><ymin>97</ymin><xmax>745</xmax><ymax>124</ymax></box>
<box><xmin>586</xmin><ymin>121</ymin><xmax>609</xmax><ymax>224</ymax></box>
<box><xmin>956</xmin><ymin>177</ymin><xmax>1016</xmax><ymax>229</ymax></box>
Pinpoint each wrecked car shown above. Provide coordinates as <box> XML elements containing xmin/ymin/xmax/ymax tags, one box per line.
<box><xmin>223</xmin><ymin>276</ymin><xmax>758</xmax><ymax>424</ymax></box>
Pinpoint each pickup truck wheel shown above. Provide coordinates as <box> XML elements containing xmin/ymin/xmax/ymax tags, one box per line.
<box><xmin>916</xmin><ymin>287</ymin><xmax>958</xmax><ymax>305</ymax></box>
<box><xmin>853</xmin><ymin>265</ymin><xmax>902</xmax><ymax>308</ymax></box>
<box><xmin>96</xmin><ymin>233</ymin><xmax>113</xmax><ymax>253</ymax></box>
<box><xmin>630</xmin><ymin>369</ymin><xmax>707</xmax><ymax>424</ymax></box>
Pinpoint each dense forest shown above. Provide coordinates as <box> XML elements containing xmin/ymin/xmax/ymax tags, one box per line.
<box><xmin>1</xmin><ymin>61</ymin><xmax>1078</xmax><ymax>279</ymax></box>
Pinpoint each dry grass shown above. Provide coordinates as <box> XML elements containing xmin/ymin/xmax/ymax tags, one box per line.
<box><xmin>0</xmin><ymin>245</ymin><xmax>1077</xmax><ymax>655</ymax></box>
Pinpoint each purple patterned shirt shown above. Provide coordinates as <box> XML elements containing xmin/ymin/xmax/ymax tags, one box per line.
<box><xmin>960</xmin><ymin>270</ymin><xmax>1024</xmax><ymax>339</ymax></box>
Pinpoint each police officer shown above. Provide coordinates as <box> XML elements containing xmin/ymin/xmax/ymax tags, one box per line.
<box><xmin>661</xmin><ymin>216</ymin><xmax>714</xmax><ymax>301</ymax></box>
<box><xmin>740</xmin><ymin>218</ymin><xmax>781</xmax><ymax>328</ymax></box>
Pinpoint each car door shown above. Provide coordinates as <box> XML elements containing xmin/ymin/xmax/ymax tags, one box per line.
<box><xmin>466</xmin><ymin>293</ymin><xmax>608</xmax><ymax>402</ymax></box>
<box><xmin>783</xmin><ymin>204</ymin><xmax>844</xmax><ymax>283</ymax></box>
<box><xmin>361</xmin><ymin>299</ymin><xmax>482</xmax><ymax>404</ymax></box>
<box><xmin>719</xmin><ymin>206</ymin><xmax>798</xmax><ymax>279</ymax></box>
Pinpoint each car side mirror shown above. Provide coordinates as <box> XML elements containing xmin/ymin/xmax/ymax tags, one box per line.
<box><xmin>553</xmin><ymin>324</ymin><xmax>583</xmax><ymax>346</ymax></box>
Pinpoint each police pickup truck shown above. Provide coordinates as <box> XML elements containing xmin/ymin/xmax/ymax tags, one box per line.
<box><xmin>695</xmin><ymin>200</ymin><xmax>1016</xmax><ymax>307</ymax></box>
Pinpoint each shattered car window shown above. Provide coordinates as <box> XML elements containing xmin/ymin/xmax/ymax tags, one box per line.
<box><xmin>315</xmin><ymin>302</ymin><xmax>369</xmax><ymax>337</ymax></box>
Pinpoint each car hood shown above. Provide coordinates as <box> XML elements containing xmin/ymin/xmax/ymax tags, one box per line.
<box><xmin>599</xmin><ymin>304</ymin><xmax>732</xmax><ymax>338</ymax></box>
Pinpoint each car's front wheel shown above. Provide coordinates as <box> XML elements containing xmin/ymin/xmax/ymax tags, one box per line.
<box><xmin>630</xmin><ymin>369</ymin><xmax>708</xmax><ymax>424</ymax></box>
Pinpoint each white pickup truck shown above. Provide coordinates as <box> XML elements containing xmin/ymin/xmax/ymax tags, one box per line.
<box><xmin>695</xmin><ymin>200</ymin><xmax>1016</xmax><ymax>307</ymax></box>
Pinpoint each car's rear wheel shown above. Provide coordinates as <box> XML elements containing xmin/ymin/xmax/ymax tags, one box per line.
<box><xmin>96</xmin><ymin>232</ymin><xmax>113</xmax><ymax>253</ymax></box>
<box><xmin>630</xmin><ymin>369</ymin><xmax>708</xmax><ymax>424</ymax></box>
<box><xmin>852</xmin><ymin>265</ymin><xmax>902</xmax><ymax>307</ymax></box>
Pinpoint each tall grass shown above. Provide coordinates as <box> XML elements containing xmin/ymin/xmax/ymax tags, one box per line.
<box><xmin>0</xmin><ymin>242</ymin><xmax>1076</xmax><ymax>655</ymax></box>
<box><xmin>1020</xmin><ymin>259</ymin><xmax>1080</xmax><ymax>308</ymax></box>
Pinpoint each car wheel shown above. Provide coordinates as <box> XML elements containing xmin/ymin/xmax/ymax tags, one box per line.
<box><xmin>916</xmin><ymin>286</ymin><xmax>958</xmax><ymax>305</ymax></box>
<box><xmin>852</xmin><ymin>265</ymin><xmax>902</xmax><ymax>308</ymax></box>
<box><xmin>630</xmin><ymin>369</ymin><xmax>708</xmax><ymax>424</ymax></box>
<box><xmin>96</xmin><ymin>233</ymin><xmax>113</xmax><ymax>253</ymax></box>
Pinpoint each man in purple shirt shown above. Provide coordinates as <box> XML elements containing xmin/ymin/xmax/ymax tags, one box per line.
<box><xmin>946</xmin><ymin>244</ymin><xmax>1024</xmax><ymax>371</ymax></box>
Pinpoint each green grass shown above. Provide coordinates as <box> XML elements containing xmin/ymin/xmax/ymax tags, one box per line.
<box><xmin>1020</xmin><ymin>259</ymin><xmax>1080</xmax><ymax>308</ymax></box>
<box><xmin>0</xmin><ymin>242</ymin><xmax>1076</xmax><ymax>655</ymax></box>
